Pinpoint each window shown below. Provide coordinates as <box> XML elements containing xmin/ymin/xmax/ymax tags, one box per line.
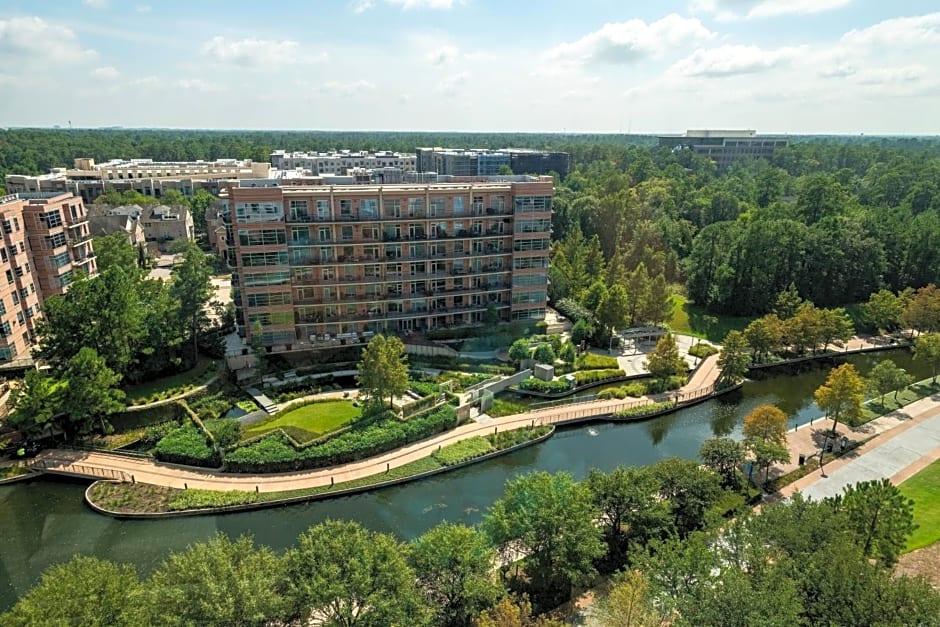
<box><xmin>40</xmin><ymin>210</ymin><xmax>63</xmax><ymax>228</ymax></box>
<box><xmin>0</xmin><ymin>321</ymin><xmax>10</xmax><ymax>337</ymax></box>
<box><xmin>238</xmin><ymin>229</ymin><xmax>286</xmax><ymax>246</ymax></box>
<box><xmin>235</xmin><ymin>201</ymin><xmax>284</xmax><ymax>223</ymax></box>
<box><xmin>339</xmin><ymin>199</ymin><xmax>352</xmax><ymax>217</ymax></box>
<box><xmin>290</xmin><ymin>227</ymin><xmax>309</xmax><ymax>244</ymax></box>
<box><xmin>2</xmin><ymin>220</ymin><xmax>11</xmax><ymax>234</ymax></box>
<box><xmin>16</xmin><ymin>312</ymin><xmax>24</xmax><ymax>325</ymax></box>
<box><xmin>384</xmin><ymin>198</ymin><xmax>402</xmax><ymax>218</ymax></box>
<box><xmin>514</xmin><ymin>196</ymin><xmax>552</xmax><ymax>213</ymax></box>
<box><xmin>46</xmin><ymin>233</ymin><xmax>67</xmax><ymax>249</ymax></box>
<box><xmin>341</xmin><ymin>226</ymin><xmax>354</xmax><ymax>241</ymax></box>
<box><xmin>241</xmin><ymin>251</ymin><xmax>288</xmax><ymax>267</ymax></box>
<box><xmin>428</xmin><ymin>197</ymin><xmax>444</xmax><ymax>216</ymax></box>
<box><xmin>5</xmin><ymin>270</ymin><xmax>12</xmax><ymax>285</ymax></box>
<box><xmin>453</xmin><ymin>197</ymin><xmax>465</xmax><ymax>214</ymax></box>
<box><xmin>243</xmin><ymin>271</ymin><xmax>291</xmax><ymax>287</ymax></box>
<box><xmin>25</xmin><ymin>307</ymin><xmax>33</xmax><ymax>318</ymax></box>
<box><xmin>360</xmin><ymin>198</ymin><xmax>378</xmax><ymax>218</ymax></box>
<box><xmin>0</xmin><ymin>249</ymin><xmax>5</xmax><ymax>263</ymax></box>
<box><xmin>288</xmin><ymin>199</ymin><xmax>309</xmax><ymax>220</ymax></box>
<box><xmin>246</xmin><ymin>292</ymin><xmax>292</xmax><ymax>307</ymax></box>
<box><xmin>0</xmin><ymin>299</ymin><xmax>5</xmax><ymax>315</ymax></box>
<box><xmin>317</xmin><ymin>227</ymin><xmax>332</xmax><ymax>242</ymax></box>
<box><xmin>19</xmin><ymin>288</ymin><xmax>28</xmax><ymax>299</ymax></box>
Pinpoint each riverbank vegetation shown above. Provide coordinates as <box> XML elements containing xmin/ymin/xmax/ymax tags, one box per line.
<box><xmin>24</xmin><ymin>459</ymin><xmax>940</xmax><ymax>626</ymax></box>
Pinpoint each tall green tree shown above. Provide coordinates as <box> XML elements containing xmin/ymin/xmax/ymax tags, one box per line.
<box><xmin>586</xmin><ymin>467</ymin><xmax>672</xmax><ymax>571</ymax></box>
<box><xmin>914</xmin><ymin>332</ymin><xmax>940</xmax><ymax>381</ymax></box>
<box><xmin>742</xmin><ymin>314</ymin><xmax>784</xmax><ymax>363</ymax></box>
<box><xmin>169</xmin><ymin>241</ymin><xmax>213</xmax><ymax>360</ymax></box>
<box><xmin>7</xmin><ymin>369</ymin><xmax>65</xmax><ymax>438</ymax></box>
<box><xmin>93</xmin><ymin>232</ymin><xmax>141</xmax><ymax>274</ymax></box>
<box><xmin>0</xmin><ymin>556</ymin><xmax>147</xmax><ymax>627</ymax></box>
<box><xmin>596</xmin><ymin>284</ymin><xmax>629</xmax><ymax>332</ymax></box>
<box><xmin>650</xmin><ymin>458</ymin><xmax>722</xmax><ymax>537</ymax></box>
<box><xmin>863</xmin><ymin>289</ymin><xmax>904</xmax><ymax>333</ymax></box>
<box><xmin>592</xmin><ymin>570</ymin><xmax>665</xmax><ymax>627</ymax></box>
<box><xmin>742</xmin><ymin>404</ymin><xmax>789</xmax><ymax>446</ymax></box>
<box><xmin>815</xmin><ymin>363</ymin><xmax>866</xmax><ymax>433</ymax></box>
<box><xmin>483</xmin><ymin>471</ymin><xmax>604</xmax><ymax>610</ymax></box>
<box><xmin>699</xmin><ymin>437</ymin><xmax>745</xmax><ymax>489</ymax></box>
<box><xmin>831</xmin><ymin>479</ymin><xmax>916</xmax><ymax>566</ymax></box>
<box><xmin>716</xmin><ymin>330</ymin><xmax>750</xmax><ymax>388</ymax></box>
<box><xmin>410</xmin><ymin>523</ymin><xmax>503</xmax><ymax>627</ymax></box>
<box><xmin>645</xmin><ymin>333</ymin><xmax>686</xmax><ymax>383</ymax></box>
<box><xmin>58</xmin><ymin>347</ymin><xmax>125</xmax><ymax>439</ymax></box>
<box><xmin>284</xmin><ymin>520</ymin><xmax>427</xmax><ymax>627</ymax></box>
<box><xmin>147</xmin><ymin>534</ymin><xmax>287</xmax><ymax>626</ymax></box>
<box><xmin>357</xmin><ymin>334</ymin><xmax>410</xmax><ymax>409</ymax></box>
<box><xmin>773</xmin><ymin>282</ymin><xmax>803</xmax><ymax>320</ymax></box>
<box><xmin>867</xmin><ymin>359</ymin><xmax>914</xmax><ymax>401</ymax></box>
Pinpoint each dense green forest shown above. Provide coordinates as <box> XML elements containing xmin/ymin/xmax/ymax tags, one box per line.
<box><xmin>4</xmin><ymin>129</ymin><xmax>940</xmax><ymax>318</ymax></box>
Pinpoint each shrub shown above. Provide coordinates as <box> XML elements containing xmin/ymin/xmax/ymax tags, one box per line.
<box><xmin>138</xmin><ymin>421</ymin><xmax>180</xmax><ymax>446</ymax></box>
<box><xmin>573</xmin><ymin>369</ymin><xmax>625</xmax><ymax>386</ymax></box>
<box><xmin>533</xmin><ymin>343</ymin><xmax>556</xmax><ymax>365</ymax></box>
<box><xmin>576</xmin><ymin>353</ymin><xmax>620</xmax><ymax>370</ymax></box>
<box><xmin>204</xmin><ymin>419</ymin><xmax>241</xmax><ymax>449</ymax></box>
<box><xmin>155</xmin><ymin>426</ymin><xmax>220</xmax><ymax>467</ymax></box>
<box><xmin>433</xmin><ymin>437</ymin><xmax>494</xmax><ymax>465</ymax></box>
<box><xmin>555</xmin><ymin>298</ymin><xmax>593</xmax><ymax>322</ymax></box>
<box><xmin>518</xmin><ymin>378</ymin><xmax>571</xmax><ymax>394</ymax></box>
<box><xmin>611</xmin><ymin>401</ymin><xmax>674</xmax><ymax>419</ymax></box>
<box><xmin>410</xmin><ymin>381</ymin><xmax>440</xmax><ymax>397</ymax></box>
<box><xmin>487</xmin><ymin>425</ymin><xmax>551</xmax><ymax>449</ymax></box>
<box><xmin>688</xmin><ymin>343</ymin><xmax>719</xmax><ymax>359</ymax></box>
<box><xmin>644</xmin><ymin>375</ymin><xmax>686</xmax><ymax>394</ymax></box>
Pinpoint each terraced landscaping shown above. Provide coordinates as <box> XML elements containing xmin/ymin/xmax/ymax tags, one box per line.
<box><xmin>242</xmin><ymin>400</ymin><xmax>360</xmax><ymax>443</ymax></box>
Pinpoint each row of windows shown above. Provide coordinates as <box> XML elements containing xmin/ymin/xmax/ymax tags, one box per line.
<box><xmin>514</xmin><ymin>219</ymin><xmax>551</xmax><ymax>234</ymax></box>
<box><xmin>246</xmin><ymin>292</ymin><xmax>292</xmax><ymax>307</ymax></box>
<box><xmin>0</xmin><ymin>241</ymin><xmax>25</xmax><ymax>263</ymax></box>
<box><xmin>235</xmin><ymin>202</ymin><xmax>284</xmax><ymax>223</ymax></box>
<box><xmin>512</xmin><ymin>291</ymin><xmax>547</xmax><ymax>304</ymax></box>
<box><xmin>241</xmin><ymin>252</ymin><xmax>288</xmax><ymax>267</ymax></box>
<box><xmin>238</xmin><ymin>229</ymin><xmax>287</xmax><ymax>246</ymax></box>
<box><xmin>282</xmin><ymin>195</ymin><xmax>516</xmax><ymax>219</ymax></box>
<box><xmin>243</xmin><ymin>271</ymin><xmax>291</xmax><ymax>287</ymax></box>
<box><xmin>512</xmin><ymin>308</ymin><xmax>546</xmax><ymax>321</ymax></box>
<box><xmin>247</xmin><ymin>311</ymin><xmax>294</xmax><ymax>326</ymax></box>
<box><xmin>513</xmin><ymin>238</ymin><xmax>550</xmax><ymax>252</ymax></box>
<box><xmin>513</xmin><ymin>256</ymin><xmax>549</xmax><ymax>270</ymax></box>
<box><xmin>512</xmin><ymin>273</ymin><xmax>548</xmax><ymax>287</ymax></box>
<box><xmin>514</xmin><ymin>196</ymin><xmax>552</xmax><ymax>213</ymax></box>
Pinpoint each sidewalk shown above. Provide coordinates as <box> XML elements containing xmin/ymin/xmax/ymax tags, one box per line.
<box><xmin>775</xmin><ymin>394</ymin><xmax>940</xmax><ymax>500</ymax></box>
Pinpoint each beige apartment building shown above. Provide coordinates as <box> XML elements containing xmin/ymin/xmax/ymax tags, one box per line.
<box><xmin>0</xmin><ymin>193</ymin><xmax>97</xmax><ymax>365</ymax></box>
<box><xmin>222</xmin><ymin>177</ymin><xmax>553</xmax><ymax>350</ymax></box>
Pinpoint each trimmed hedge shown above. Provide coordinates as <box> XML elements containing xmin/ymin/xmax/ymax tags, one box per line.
<box><xmin>644</xmin><ymin>375</ymin><xmax>686</xmax><ymax>394</ymax></box>
<box><xmin>224</xmin><ymin>405</ymin><xmax>459</xmax><ymax>473</ymax></box>
<box><xmin>573</xmin><ymin>369</ymin><xmax>625</xmax><ymax>386</ymax></box>
<box><xmin>518</xmin><ymin>378</ymin><xmax>571</xmax><ymax>394</ymax></box>
<box><xmin>575</xmin><ymin>353</ymin><xmax>620</xmax><ymax>370</ymax></box>
<box><xmin>410</xmin><ymin>380</ymin><xmax>440</xmax><ymax>397</ymax></box>
<box><xmin>154</xmin><ymin>426</ymin><xmax>220</xmax><ymax>467</ymax></box>
<box><xmin>138</xmin><ymin>421</ymin><xmax>180</xmax><ymax>446</ymax></box>
<box><xmin>487</xmin><ymin>425</ymin><xmax>551</xmax><ymax>449</ymax></box>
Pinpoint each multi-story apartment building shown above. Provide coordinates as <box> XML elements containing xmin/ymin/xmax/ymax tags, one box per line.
<box><xmin>222</xmin><ymin>176</ymin><xmax>553</xmax><ymax>350</ymax></box>
<box><xmin>269</xmin><ymin>150</ymin><xmax>417</xmax><ymax>175</ymax></box>
<box><xmin>657</xmin><ymin>130</ymin><xmax>789</xmax><ymax>170</ymax></box>
<box><xmin>416</xmin><ymin>148</ymin><xmax>571</xmax><ymax>178</ymax></box>
<box><xmin>0</xmin><ymin>192</ymin><xmax>97</xmax><ymax>365</ymax></box>
<box><xmin>5</xmin><ymin>158</ymin><xmax>273</xmax><ymax>203</ymax></box>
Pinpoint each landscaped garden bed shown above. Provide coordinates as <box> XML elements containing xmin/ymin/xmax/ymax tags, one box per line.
<box><xmin>123</xmin><ymin>358</ymin><xmax>219</xmax><ymax>405</ymax></box>
<box><xmin>85</xmin><ymin>424</ymin><xmax>554</xmax><ymax>515</ymax></box>
<box><xmin>515</xmin><ymin>368</ymin><xmax>627</xmax><ymax>397</ymax></box>
<box><xmin>241</xmin><ymin>399</ymin><xmax>360</xmax><ymax>443</ymax></box>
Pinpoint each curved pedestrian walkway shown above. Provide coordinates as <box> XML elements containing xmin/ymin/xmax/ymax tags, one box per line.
<box><xmin>31</xmin><ymin>355</ymin><xmax>725</xmax><ymax>492</ymax></box>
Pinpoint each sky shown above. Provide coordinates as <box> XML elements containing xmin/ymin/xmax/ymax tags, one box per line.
<box><xmin>1</xmin><ymin>0</ymin><xmax>939</xmax><ymax>134</ymax></box>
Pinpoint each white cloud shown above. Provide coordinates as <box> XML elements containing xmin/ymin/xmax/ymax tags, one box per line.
<box><xmin>544</xmin><ymin>14</ymin><xmax>714</xmax><ymax>66</ymax></box>
<box><xmin>427</xmin><ymin>45</ymin><xmax>458</xmax><ymax>66</ymax></box>
<box><xmin>202</xmin><ymin>35</ymin><xmax>318</xmax><ymax>69</ymax></box>
<box><xmin>318</xmin><ymin>80</ymin><xmax>376</xmax><ymax>96</ymax></box>
<box><xmin>136</xmin><ymin>4</ymin><xmax>152</xmax><ymax>12</ymax></box>
<box><xmin>669</xmin><ymin>44</ymin><xmax>803</xmax><ymax>77</ymax></box>
<box><xmin>90</xmin><ymin>66</ymin><xmax>119</xmax><ymax>80</ymax></box>
<box><xmin>83</xmin><ymin>0</ymin><xmax>108</xmax><ymax>8</ymax></box>
<box><xmin>437</xmin><ymin>71</ymin><xmax>469</xmax><ymax>96</ymax></box>
<box><xmin>175</xmin><ymin>78</ymin><xmax>222</xmax><ymax>92</ymax></box>
<box><xmin>352</xmin><ymin>0</ymin><xmax>375</xmax><ymax>13</ymax></box>
<box><xmin>691</xmin><ymin>0</ymin><xmax>850</xmax><ymax>20</ymax></box>
<box><xmin>841</xmin><ymin>12</ymin><xmax>940</xmax><ymax>48</ymax></box>
<box><xmin>385</xmin><ymin>0</ymin><xmax>457</xmax><ymax>9</ymax></box>
<box><xmin>0</xmin><ymin>17</ymin><xmax>96</xmax><ymax>65</ymax></box>
<box><xmin>130</xmin><ymin>75</ymin><xmax>160</xmax><ymax>87</ymax></box>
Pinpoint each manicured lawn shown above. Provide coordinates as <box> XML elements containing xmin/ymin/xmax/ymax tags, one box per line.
<box><xmin>668</xmin><ymin>295</ymin><xmax>755</xmax><ymax>342</ymax></box>
<box><xmin>124</xmin><ymin>358</ymin><xmax>218</xmax><ymax>402</ymax></box>
<box><xmin>899</xmin><ymin>458</ymin><xmax>940</xmax><ymax>552</ymax></box>
<box><xmin>860</xmin><ymin>379</ymin><xmax>940</xmax><ymax>424</ymax></box>
<box><xmin>243</xmin><ymin>400</ymin><xmax>360</xmax><ymax>441</ymax></box>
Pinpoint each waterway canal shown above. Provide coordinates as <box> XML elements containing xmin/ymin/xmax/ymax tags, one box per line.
<box><xmin>0</xmin><ymin>348</ymin><xmax>929</xmax><ymax>610</ymax></box>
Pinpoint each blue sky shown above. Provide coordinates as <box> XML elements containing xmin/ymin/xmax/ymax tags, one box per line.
<box><xmin>1</xmin><ymin>0</ymin><xmax>939</xmax><ymax>133</ymax></box>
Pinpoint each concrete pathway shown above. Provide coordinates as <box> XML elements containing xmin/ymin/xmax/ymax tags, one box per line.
<box><xmin>776</xmin><ymin>394</ymin><xmax>940</xmax><ymax>500</ymax></box>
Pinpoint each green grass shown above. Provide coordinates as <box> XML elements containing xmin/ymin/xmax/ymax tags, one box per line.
<box><xmin>123</xmin><ymin>358</ymin><xmax>217</xmax><ymax>402</ymax></box>
<box><xmin>242</xmin><ymin>400</ymin><xmax>360</xmax><ymax>441</ymax></box>
<box><xmin>860</xmin><ymin>378</ymin><xmax>940</xmax><ymax>424</ymax></box>
<box><xmin>488</xmin><ymin>397</ymin><xmax>528</xmax><ymax>418</ymax></box>
<box><xmin>668</xmin><ymin>295</ymin><xmax>755</xmax><ymax>342</ymax></box>
<box><xmin>899</xmin><ymin>458</ymin><xmax>940</xmax><ymax>552</ymax></box>
<box><xmin>236</xmin><ymin>399</ymin><xmax>258</xmax><ymax>413</ymax></box>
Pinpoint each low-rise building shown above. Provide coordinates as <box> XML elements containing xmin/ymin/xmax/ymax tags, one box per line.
<box><xmin>416</xmin><ymin>148</ymin><xmax>571</xmax><ymax>178</ymax></box>
<box><xmin>270</xmin><ymin>150</ymin><xmax>417</xmax><ymax>175</ymax></box>
<box><xmin>5</xmin><ymin>157</ymin><xmax>272</xmax><ymax>203</ymax></box>
<box><xmin>88</xmin><ymin>204</ymin><xmax>194</xmax><ymax>252</ymax></box>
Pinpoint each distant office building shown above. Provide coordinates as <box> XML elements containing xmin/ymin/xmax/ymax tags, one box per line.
<box><xmin>221</xmin><ymin>176</ymin><xmax>553</xmax><ymax>351</ymax></box>
<box><xmin>657</xmin><ymin>130</ymin><xmax>788</xmax><ymax>170</ymax></box>
<box><xmin>5</xmin><ymin>158</ymin><xmax>273</xmax><ymax>204</ymax></box>
<box><xmin>0</xmin><ymin>192</ymin><xmax>97</xmax><ymax>366</ymax></box>
<box><xmin>416</xmin><ymin>148</ymin><xmax>571</xmax><ymax>178</ymax></box>
<box><xmin>269</xmin><ymin>151</ymin><xmax>417</xmax><ymax>175</ymax></box>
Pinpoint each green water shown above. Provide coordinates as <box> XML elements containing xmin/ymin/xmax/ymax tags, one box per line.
<box><xmin>0</xmin><ymin>348</ymin><xmax>930</xmax><ymax>611</ymax></box>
